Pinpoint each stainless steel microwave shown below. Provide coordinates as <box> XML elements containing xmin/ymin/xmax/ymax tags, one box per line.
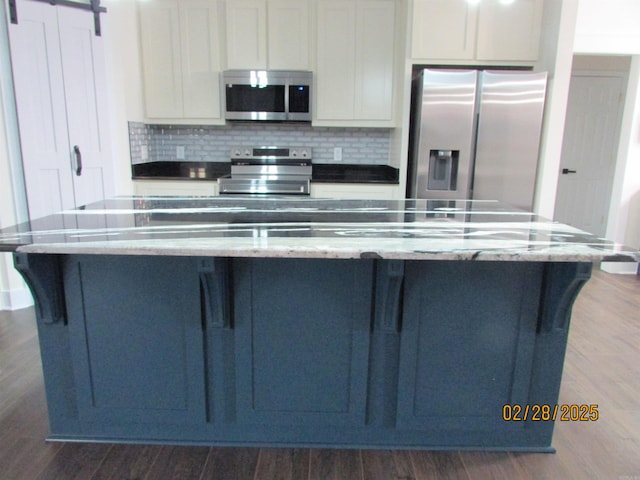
<box><xmin>223</xmin><ymin>70</ymin><xmax>312</xmax><ymax>122</ymax></box>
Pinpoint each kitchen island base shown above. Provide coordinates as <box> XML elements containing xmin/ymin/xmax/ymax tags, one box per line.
<box><xmin>15</xmin><ymin>253</ymin><xmax>592</xmax><ymax>452</ymax></box>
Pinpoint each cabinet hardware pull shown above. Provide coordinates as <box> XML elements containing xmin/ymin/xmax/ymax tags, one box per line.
<box><xmin>561</xmin><ymin>168</ymin><xmax>576</xmax><ymax>174</ymax></box>
<box><xmin>74</xmin><ymin>145</ymin><xmax>83</xmax><ymax>176</ymax></box>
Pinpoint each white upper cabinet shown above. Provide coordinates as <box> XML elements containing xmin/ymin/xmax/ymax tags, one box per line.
<box><xmin>180</xmin><ymin>1</ymin><xmax>224</xmax><ymax>118</ymax></box>
<box><xmin>268</xmin><ymin>0</ymin><xmax>310</xmax><ymax>70</ymax></box>
<box><xmin>315</xmin><ymin>1</ymin><xmax>356</xmax><ymax>120</ymax></box>
<box><xmin>411</xmin><ymin>0</ymin><xmax>542</xmax><ymax>62</ymax></box>
<box><xmin>225</xmin><ymin>0</ymin><xmax>310</xmax><ymax>70</ymax></box>
<box><xmin>355</xmin><ymin>2</ymin><xmax>395</xmax><ymax>120</ymax></box>
<box><xmin>139</xmin><ymin>1</ymin><xmax>182</xmax><ymax>118</ymax></box>
<box><xmin>315</xmin><ymin>0</ymin><xmax>396</xmax><ymax>126</ymax></box>
<box><xmin>139</xmin><ymin>0</ymin><xmax>223</xmax><ymax>122</ymax></box>
<box><xmin>225</xmin><ymin>0</ymin><xmax>267</xmax><ymax>69</ymax></box>
<box><xmin>411</xmin><ymin>0</ymin><xmax>477</xmax><ymax>60</ymax></box>
<box><xmin>476</xmin><ymin>0</ymin><xmax>543</xmax><ymax>61</ymax></box>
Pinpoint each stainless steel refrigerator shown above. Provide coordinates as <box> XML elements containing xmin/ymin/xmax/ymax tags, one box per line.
<box><xmin>407</xmin><ymin>69</ymin><xmax>547</xmax><ymax>211</ymax></box>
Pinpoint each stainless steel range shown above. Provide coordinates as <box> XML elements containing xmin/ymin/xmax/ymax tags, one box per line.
<box><xmin>218</xmin><ymin>146</ymin><xmax>312</xmax><ymax>195</ymax></box>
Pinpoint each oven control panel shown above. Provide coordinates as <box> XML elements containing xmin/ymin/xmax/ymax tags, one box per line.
<box><xmin>230</xmin><ymin>146</ymin><xmax>312</xmax><ymax>160</ymax></box>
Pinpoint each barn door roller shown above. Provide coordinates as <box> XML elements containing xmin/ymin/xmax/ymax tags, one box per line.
<box><xmin>8</xmin><ymin>0</ymin><xmax>106</xmax><ymax>36</ymax></box>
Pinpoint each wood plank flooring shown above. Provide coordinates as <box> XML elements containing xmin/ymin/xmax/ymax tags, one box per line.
<box><xmin>0</xmin><ymin>269</ymin><xmax>638</xmax><ymax>479</ymax></box>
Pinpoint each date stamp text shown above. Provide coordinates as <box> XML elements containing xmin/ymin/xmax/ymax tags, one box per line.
<box><xmin>502</xmin><ymin>404</ymin><xmax>599</xmax><ymax>422</ymax></box>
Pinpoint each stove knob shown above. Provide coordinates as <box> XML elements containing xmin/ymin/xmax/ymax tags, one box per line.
<box><xmin>291</xmin><ymin>150</ymin><xmax>298</xmax><ymax>157</ymax></box>
<box><xmin>301</xmin><ymin>149</ymin><xmax>308</xmax><ymax>157</ymax></box>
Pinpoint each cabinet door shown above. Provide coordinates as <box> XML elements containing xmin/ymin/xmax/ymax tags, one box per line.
<box><xmin>355</xmin><ymin>1</ymin><xmax>395</xmax><ymax>120</ymax></box>
<box><xmin>315</xmin><ymin>0</ymin><xmax>396</xmax><ymax>125</ymax></box>
<box><xmin>267</xmin><ymin>0</ymin><xmax>310</xmax><ymax>70</ymax></box>
<box><xmin>397</xmin><ymin>261</ymin><xmax>541</xmax><ymax>432</ymax></box>
<box><xmin>311</xmin><ymin>183</ymin><xmax>397</xmax><ymax>199</ymax></box>
<box><xmin>139</xmin><ymin>0</ymin><xmax>223</xmax><ymax>121</ymax></box>
<box><xmin>476</xmin><ymin>0</ymin><xmax>542</xmax><ymax>61</ymax></box>
<box><xmin>133</xmin><ymin>180</ymin><xmax>218</xmax><ymax>196</ymax></box>
<box><xmin>139</xmin><ymin>1</ymin><xmax>183</xmax><ymax>118</ymax></box>
<box><xmin>315</xmin><ymin>0</ymin><xmax>356</xmax><ymax>120</ymax></box>
<box><xmin>64</xmin><ymin>255</ymin><xmax>206</xmax><ymax>425</ymax></box>
<box><xmin>233</xmin><ymin>258</ymin><xmax>373</xmax><ymax>427</ymax></box>
<box><xmin>180</xmin><ymin>0</ymin><xmax>223</xmax><ymax>118</ymax></box>
<box><xmin>411</xmin><ymin>0</ymin><xmax>476</xmax><ymax>60</ymax></box>
<box><xmin>225</xmin><ymin>0</ymin><xmax>267</xmax><ymax>69</ymax></box>
<box><xmin>58</xmin><ymin>7</ymin><xmax>114</xmax><ymax>209</ymax></box>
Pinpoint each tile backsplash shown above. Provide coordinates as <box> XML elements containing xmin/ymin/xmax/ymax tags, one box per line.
<box><xmin>129</xmin><ymin>122</ymin><xmax>391</xmax><ymax>165</ymax></box>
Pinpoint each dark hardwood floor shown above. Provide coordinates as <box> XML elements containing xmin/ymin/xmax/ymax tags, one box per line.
<box><xmin>0</xmin><ymin>269</ymin><xmax>638</xmax><ymax>479</ymax></box>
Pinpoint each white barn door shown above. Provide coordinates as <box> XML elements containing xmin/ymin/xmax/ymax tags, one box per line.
<box><xmin>58</xmin><ymin>7</ymin><xmax>113</xmax><ymax>209</ymax></box>
<box><xmin>9</xmin><ymin>0</ymin><xmax>113</xmax><ymax>220</ymax></box>
<box><xmin>8</xmin><ymin>2</ymin><xmax>73</xmax><ymax>219</ymax></box>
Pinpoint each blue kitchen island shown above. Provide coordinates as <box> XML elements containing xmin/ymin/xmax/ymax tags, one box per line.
<box><xmin>1</xmin><ymin>196</ymin><xmax>638</xmax><ymax>451</ymax></box>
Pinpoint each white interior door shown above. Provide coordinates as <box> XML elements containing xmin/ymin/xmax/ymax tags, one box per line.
<box><xmin>9</xmin><ymin>0</ymin><xmax>113</xmax><ymax>220</ymax></box>
<box><xmin>8</xmin><ymin>1</ymin><xmax>74</xmax><ymax>220</ymax></box>
<box><xmin>58</xmin><ymin>6</ymin><xmax>113</xmax><ymax>208</ymax></box>
<box><xmin>554</xmin><ymin>74</ymin><xmax>625</xmax><ymax>237</ymax></box>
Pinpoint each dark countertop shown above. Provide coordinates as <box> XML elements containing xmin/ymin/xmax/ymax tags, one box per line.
<box><xmin>132</xmin><ymin>162</ymin><xmax>231</xmax><ymax>181</ymax></box>
<box><xmin>132</xmin><ymin>162</ymin><xmax>399</xmax><ymax>184</ymax></box>
<box><xmin>312</xmin><ymin>164</ymin><xmax>398</xmax><ymax>184</ymax></box>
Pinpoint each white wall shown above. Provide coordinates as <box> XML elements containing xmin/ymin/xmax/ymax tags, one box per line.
<box><xmin>573</xmin><ymin>0</ymin><xmax>640</xmax><ymax>55</ymax></box>
<box><xmin>533</xmin><ymin>0</ymin><xmax>578</xmax><ymax>218</ymax></box>
<box><xmin>0</xmin><ymin>0</ymin><xmax>32</xmax><ymax>310</ymax></box>
<box><xmin>572</xmin><ymin>0</ymin><xmax>640</xmax><ymax>259</ymax></box>
<box><xmin>102</xmin><ymin>0</ymin><xmax>146</xmax><ymax>196</ymax></box>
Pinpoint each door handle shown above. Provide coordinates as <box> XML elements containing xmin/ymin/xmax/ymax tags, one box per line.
<box><xmin>73</xmin><ymin>145</ymin><xmax>82</xmax><ymax>176</ymax></box>
<box><xmin>561</xmin><ymin>168</ymin><xmax>577</xmax><ymax>174</ymax></box>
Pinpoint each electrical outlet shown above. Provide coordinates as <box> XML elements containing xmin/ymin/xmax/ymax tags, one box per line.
<box><xmin>176</xmin><ymin>145</ymin><xmax>185</xmax><ymax>160</ymax></box>
<box><xmin>333</xmin><ymin>147</ymin><xmax>342</xmax><ymax>162</ymax></box>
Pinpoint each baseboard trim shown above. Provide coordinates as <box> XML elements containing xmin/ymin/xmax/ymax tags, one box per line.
<box><xmin>600</xmin><ymin>262</ymin><xmax>639</xmax><ymax>275</ymax></box>
<box><xmin>0</xmin><ymin>287</ymin><xmax>33</xmax><ymax>311</ymax></box>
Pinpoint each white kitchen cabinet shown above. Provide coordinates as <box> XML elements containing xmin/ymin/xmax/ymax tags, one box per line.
<box><xmin>134</xmin><ymin>180</ymin><xmax>219</xmax><ymax>197</ymax></box>
<box><xmin>8</xmin><ymin>1</ymin><xmax>114</xmax><ymax>220</ymax></box>
<box><xmin>315</xmin><ymin>0</ymin><xmax>396</xmax><ymax>126</ymax></box>
<box><xmin>475</xmin><ymin>0</ymin><xmax>543</xmax><ymax>61</ymax></box>
<box><xmin>410</xmin><ymin>0</ymin><xmax>542</xmax><ymax>62</ymax></box>
<box><xmin>411</xmin><ymin>0</ymin><xmax>476</xmax><ymax>60</ymax></box>
<box><xmin>225</xmin><ymin>0</ymin><xmax>267</xmax><ymax>69</ymax></box>
<box><xmin>267</xmin><ymin>0</ymin><xmax>310</xmax><ymax>70</ymax></box>
<box><xmin>225</xmin><ymin>0</ymin><xmax>310</xmax><ymax>70</ymax></box>
<box><xmin>139</xmin><ymin>0</ymin><xmax>223</xmax><ymax>122</ymax></box>
<box><xmin>311</xmin><ymin>183</ymin><xmax>398</xmax><ymax>200</ymax></box>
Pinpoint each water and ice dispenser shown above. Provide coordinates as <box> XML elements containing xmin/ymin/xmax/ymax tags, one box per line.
<box><xmin>427</xmin><ymin>150</ymin><xmax>459</xmax><ymax>191</ymax></box>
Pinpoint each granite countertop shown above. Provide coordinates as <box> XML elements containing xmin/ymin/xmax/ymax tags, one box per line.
<box><xmin>132</xmin><ymin>162</ymin><xmax>231</xmax><ymax>181</ymax></box>
<box><xmin>311</xmin><ymin>164</ymin><xmax>398</xmax><ymax>183</ymax></box>
<box><xmin>1</xmin><ymin>197</ymin><xmax>638</xmax><ymax>262</ymax></box>
<box><xmin>132</xmin><ymin>162</ymin><xmax>399</xmax><ymax>184</ymax></box>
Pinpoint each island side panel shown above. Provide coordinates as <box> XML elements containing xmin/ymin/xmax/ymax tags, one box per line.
<box><xmin>397</xmin><ymin>261</ymin><xmax>544</xmax><ymax>447</ymax></box>
<box><xmin>62</xmin><ymin>255</ymin><xmax>207</xmax><ymax>427</ymax></box>
<box><xmin>13</xmin><ymin>253</ymin><xmax>80</xmax><ymax>435</ymax></box>
<box><xmin>14</xmin><ymin>252</ymin><xmax>591</xmax><ymax>449</ymax></box>
<box><xmin>233</xmin><ymin>258</ymin><xmax>374</xmax><ymax>429</ymax></box>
